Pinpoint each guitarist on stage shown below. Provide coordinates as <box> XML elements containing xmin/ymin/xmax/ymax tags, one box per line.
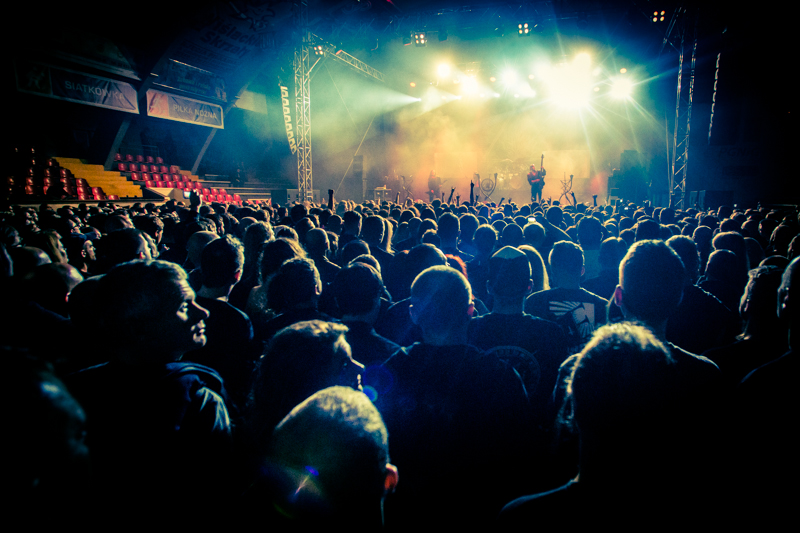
<box><xmin>527</xmin><ymin>155</ymin><xmax>546</xmax><ymax>203</ymax></box>
<box><xmin>428</xmin><ymin>171</ymin><xmax>443</xmax><ymax>202</ymax></box>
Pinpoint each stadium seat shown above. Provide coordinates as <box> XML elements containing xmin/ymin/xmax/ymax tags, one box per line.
<box><xmin>155</xmin><ymin>157</ymin><xmax>164</xmax><ymax>164</ymax></box>
<box><xmin>131</xmin><ymin>172</ymin><xmax>142</xmax><ymax>181</ymax></box>
<box><xmin>135</xmin><ymin>155</ymin><xmax>144</xmax><ymax>163</ymax></box>
<box><xmin>117</xmin><ymin>163</ymin><xmax>128</xmax><ymax>172</ymax></box>
<box><xmin>125</xmin><ymin>154</ymin><xmax>134</xmax><ymax>162</ymax></box>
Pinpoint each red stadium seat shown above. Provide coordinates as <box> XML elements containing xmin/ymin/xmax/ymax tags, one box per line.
<box><xmin>210</xmin><ymin>188</ymin><xmax>219</xmax><ymax>195</ymax></box>
<box><xmin>125</xmin><ymin>154</ymin><xmax>134</xmax><ymax>162</ymax></box>
<box><xmin>155</xmin><ymin>157</ymin><xmax>164</xmax><ymax>164</ymax></box>
<box><xmin>114</xmin><ymin>153</ymin><xmax>122</xmax><ymax>161</ymax></box>
<box><xmin>131</xmin><ymin>172</ymin><xmax>142</xmax><ymax>181</ymax></box>
<box><xmin>233</xmin><ymin>194</ymin><xmax>242</xmax><ymax>202</ymax></box>
<box><xmin>108</xmin><ymin>195</ymin><xmax>120</xmax><ymax>200</ymax></box>
<box><xmin>136</xmin><ymin>155</ymin><xmax>144</xmax><ymax>163</ymax></box>
<box><xmin>117</xmin><ymin>163</ymin><xmax>128</xmax><ymax>172</ymax></box>
<box><xmin>169</xmin><ymin>165</ymin><xmax>180</xmax><ymax>174</ymax></box>
<box><xmin>175</xmin><ymin>182</ymin><xmax>185</xmax><ymax>190</ymax></box>
<box><xmin>141</xmin><ymin>173</ymin><xmax>151</xmax><ymax>181</ymax></box>
<box><xmin>155</xmin><ymin>181</ymin><xmax>166</xmax><ymax>188</ymax></box>
<box><xmin>225</xmin><ymin>194</ymin><xmax>234</xmax><ymax>202</ymax></box>
<box><xmin>129</xmin><ymin>163</ymin><xmax>139</xmax><ymax>172</ymax></box>
<box><xmin>202</xmin><ymin>188</ymin><xmax>211</xmax><ymax>196</ymax></box>
<box><xmin>144</xmin><ymin>180</ymin><xmax>155</xmax><ymax>187</ymax></box>
<box><xmin>159</xmin><ymin>165</ymin><xmax>168</xmax><ymax>174</ymax></box>
<box><xmin>145</xmin><ymin>156</ymin><xmax>154</xmax><ymax>164</ymax></box>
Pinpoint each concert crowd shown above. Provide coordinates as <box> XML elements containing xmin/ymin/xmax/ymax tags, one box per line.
<box><xmin>3</xmin><ymin>191</ymin><xmax>797</xmax><ymax>529</ymax></box>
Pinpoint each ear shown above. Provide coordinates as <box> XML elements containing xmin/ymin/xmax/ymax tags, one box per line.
<box><xmin>467</xmin><ymin>301</ymin><xmax>475</xmax><ymax>318</ymax></box>
<box><xmin>384</xmin><ymin>463</ymin><xmax>399</xmax><ymax>494</ymax></box>
<box><xmin>613</xmin><ymin>285</ymin><xmax>624</xmax><ymax>307</ymax></box>
<box><xmin>409</xmin><ymin>303</ymin><xmax>419</xmax><ymax>325</ymax></box>
<box><xmin>234</xmin><ymin>269</ymin><xmax>243</xmax><ymax>283</ymax></box>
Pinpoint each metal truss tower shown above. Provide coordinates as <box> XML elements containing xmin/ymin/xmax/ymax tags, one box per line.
<box><xmin>667</xmin><ymin>7</ymin><xmax>699</xmax><ymax>209</ymax></box>
<box><xmin>291</xmin><ymin>2</ymin><xmax>385</xmax><ymax>202</ymax></box>
<box><xmin>294</xmin><ymin>0</ymin><xmax>313</xmax><ymax>202</ymax></box>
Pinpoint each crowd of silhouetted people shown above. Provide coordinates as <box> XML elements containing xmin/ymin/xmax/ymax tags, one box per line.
<box><xmin>3</xmin><ymin>191</ymin><xmax>797</xmax><ymax>529</ymax></box>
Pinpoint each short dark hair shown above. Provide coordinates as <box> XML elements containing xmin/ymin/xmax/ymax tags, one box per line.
<box><xmin>96</xmin><ymin>259</ymin><xmax>186</xmax><ymax>341</ymax></box>
<box><xmin>619</xmin><ymin>240</ymin><xmax>685</xmax><ymax>323</ymax></box>
<box><xmin>267</xmin><ymin>258</ymin><xmax>321</xmax><ymax>312</ymax></box>
<box><xmin>334</xmin><ymin>263</ymin><xmax>383</xmax><ymax>316</ymax></box>
<box><xmin>201</xmin><ymin>235</ymin><xmax>244</xmax><ymax>288</ymax></box>
<box><xmin>549</xmin><ymin>240</ymin><xmax>584</xmax><ymax>278</ymax></box>
<box><xmin>437</xmin><ymin>212</ymin><xmax>460</xmax><ymax>241</ymax></box>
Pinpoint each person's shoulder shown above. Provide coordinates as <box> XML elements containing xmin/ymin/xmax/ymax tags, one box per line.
<box><xmin>165</xmin><ymin>361</ymin><xmax>226</xmax><ymax>393</ymax></box>
<box><xmin>578</xmin><ymin>287</ymin><xmax>609</xmax><ymax>304</ymax></box>
<box><xmin>499</xmin><ymin>481</ymin><xmax>578</xmax><ymax>529</ymax></box>
<box><xmin>741</xmin><ymin>349</ymin><xmax>794</xmax><ymax>387</ymax></box>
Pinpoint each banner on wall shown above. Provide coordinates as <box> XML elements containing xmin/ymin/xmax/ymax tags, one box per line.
<box><xmin>145</xmin><ymin>89</ymin><xmax>223</xmax><ymax>128</ymax></box>
<box><xmin>15</xmin><ymin>60</ymin><xmax>139</xmax><ymax>114</ymax></box>
<box><xmin>280</xmin><ymin>85</ymin><xmax>296</xmax><ymax>155</ymax></box>
<box><xmin>156</xmin><ymin>59</ymin><xmax>227</xmax><ymax>101</ymax></box>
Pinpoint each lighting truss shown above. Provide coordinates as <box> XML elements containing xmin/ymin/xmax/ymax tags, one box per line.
<box><xmin>311</xmin><ymin>34</ymin><xmax>386</xmax><ymax>83</ymax></box>
<box><xmin>667</xmin><ymin>7</ymin><xmax>699</xmax><ymax>210</ymax></box>
<box><xmin>294</xmin><ymin>0</ymin><xmax>313</xmax><ymax>202</ymax></box>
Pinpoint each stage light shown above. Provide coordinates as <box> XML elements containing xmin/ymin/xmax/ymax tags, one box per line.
<box><xmin>653</xmin><ymin>10</ymin><xmax>666</xmax><ymax>22</ymax></box>
<box><xmin>462</xmin><ymin>77</ymin><xmax>478</xmax><ymax>94</ymax></box>
<box><xmin>438</xmin><ymin>64</ymin><xmax>451</xmax><ymax>78</ymax></box>
<box><xmin>610</xmin><ymin>77</ymin><xmax>633</xmax><ymax>99</ymax></box>
<box><xmin>410</xmin><ymin>82</ymin><xmax>416</xmax><ymax>88</ymax></box>
<box><xmin>518</xmin><ymin>23</ymin><xmax>531</xmax><ymax>36</ymax></box>
<box><xmin>414</xmin><ymin>32</ymin><xmax>427</xmax><ymax>47</ymax></box>
<box><xmin>528</xmin><ymin>74</ymin><xmax>535</xmax><ymax>80</ymax></box>
<box><xmin>574</xmin><ymin>53</ymin><xmax>591</xmax><ymax>68</ymax></box>
<box><xmin>620</xmin><ymin>67</ymin><xmax>627</xmax><ymax>74</ymax></box>
<box><xmin>547</xmin><ymin>56</ymin><xmax>593</xmax><ymax>108</ymax></box>
<box><xmin>313</xmin><ymin>45</ymin><xmax>324</xmax><ymax>56</ymax></box>
<box><xmin>502</xmin><ymin>69</ymin><xmax>518</xmax><ymax>85</ymax></box>
<box><xmin>489</xmin><ymin>76</ymin><xmax>497</xmax><ymax>83</ymax></box>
